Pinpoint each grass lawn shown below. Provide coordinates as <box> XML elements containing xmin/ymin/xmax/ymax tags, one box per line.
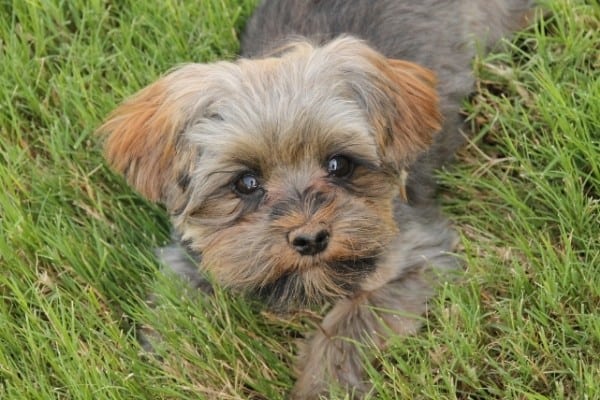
<box><xmin>1</xmin><ymin>0</ymin><xmax>598</xmax><ymax>398</ymax></box>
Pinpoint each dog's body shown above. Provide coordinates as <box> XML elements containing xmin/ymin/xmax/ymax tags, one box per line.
<box><xmin>100</xmin><ymin>1</ymin><xmax>532</xmax><ymax>398</ymax></box>
<box><xmin>243</xmin><ymin>0</ymin><xmax>533</xmax><ymax>204</ymax></box>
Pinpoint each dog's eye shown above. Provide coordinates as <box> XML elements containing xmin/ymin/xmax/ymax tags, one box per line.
<box><xmin>327</xmin><ymin>155</ymin><xmax>354</xmax><ymax>178</ymax></box>
<box><xmin>233</xmin><ymin>173</ymin><xmax>262</xmax><ymax>195</ymax></box>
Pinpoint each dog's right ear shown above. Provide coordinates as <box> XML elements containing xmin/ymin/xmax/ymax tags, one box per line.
<box><xmin>98</xmin><ymin>65</ymin><xmax>210</xmax><ymax>203</ymax></box>
<box><xmin>317</xmin><ymin>37</ymin><xmax>441</xmax><ymax>174</ymax></box>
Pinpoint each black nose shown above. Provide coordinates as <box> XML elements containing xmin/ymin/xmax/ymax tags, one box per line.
<box><xmin>290</xmin><ymin>228</ymin><xmax>330</xmax><ymax>256</ymax></box>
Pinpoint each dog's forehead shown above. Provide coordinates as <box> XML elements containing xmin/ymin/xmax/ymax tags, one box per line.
<box><xmin>190</xmin><ymin>53</ymin><xmax>380</xmax><ymax>172</ymax></box>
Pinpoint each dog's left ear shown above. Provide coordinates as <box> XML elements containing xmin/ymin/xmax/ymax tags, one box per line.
<box><xmin>341</xmin><ymin>40</ymin><xmax>442</xmax><ymax>171</ymax></box>
<box><xmin>98</xmin><ymin>65</ymin><xmax>209</xmax><ymax>203</ymax></box>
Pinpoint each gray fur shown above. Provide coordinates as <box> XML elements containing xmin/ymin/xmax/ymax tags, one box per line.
<box><xmin>155</xmin><ymin>240</ymin><xmax>211</xmax><ymax>293</ymax></box>
<box><xmin>242</xmin><ymin>0</ymin><xmax>533</xmax><ymax>203</ymax></box>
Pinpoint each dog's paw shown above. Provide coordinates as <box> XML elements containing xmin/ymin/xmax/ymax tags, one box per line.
<box><xmin>292</xmin><ymin>329</ymin><xmax>372</xmax><ymax>399</ymax></box>
<box><xmin>291</xmin><ymin>296</ymin><xmax>378</xmax><ymax>399</ymax></box>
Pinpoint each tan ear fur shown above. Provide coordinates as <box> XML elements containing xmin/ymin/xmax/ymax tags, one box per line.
<box><xmin>362</xmin><ymin>51</ymin><xmax>442</xmax><ymax>170</ymax></box>
<box><xmin>98</xmin><ymin>66</ymin><xmax>204</xmax><ymax>202</ymax></box>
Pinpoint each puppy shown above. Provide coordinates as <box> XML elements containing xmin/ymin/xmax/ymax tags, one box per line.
<box><xmin>99</xmin><ymin>0</ymin><xmax>533</xmax><ymax>398</ymax></box>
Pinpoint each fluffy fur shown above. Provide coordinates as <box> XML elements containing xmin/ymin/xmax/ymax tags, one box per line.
<box><xmin>243</xmin><ymin>0</ymin><xmax>534</xmax><ymax>204</ymax></box>
<box><xmin>99</xmin><ymin>1</ymin><xmax>533</xmax><ymax>398</ymax></box>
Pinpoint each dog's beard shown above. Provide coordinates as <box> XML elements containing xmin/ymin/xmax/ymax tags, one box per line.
<box><xmin>250</xmin><ymin>255</ymin><xmax>380</xmax><ymax>312</ymax></box>
<box><xmin>178</xmin><ymin>190</ymin><xmax>398</xmax><ymax>312</ymax></box>
<box><xmin>195</xmin><ymin>226</ymin><xmax>394</xmax><ymax>312</ymax></box>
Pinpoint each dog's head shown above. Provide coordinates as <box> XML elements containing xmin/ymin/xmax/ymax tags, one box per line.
<box><xmin>99</xmin><ymin>37</ymin><xmax>440</xmax><ymax>310</ymax></box>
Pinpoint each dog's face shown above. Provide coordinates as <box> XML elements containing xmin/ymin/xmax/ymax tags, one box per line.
<box><xmin>100</xmin><ymin>37</ymin><xmax>440</xmax><ymax>311</ymax></box>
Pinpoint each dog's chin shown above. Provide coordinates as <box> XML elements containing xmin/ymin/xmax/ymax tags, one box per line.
<box><xmin>250</xmin><ymin>255</ymin><xmax>379</xmax><ymax>313</ymax></box>
<box><xmin>191</xmin><ymin>199</ymin><xmax>399</xmax><ymax>313</ymax></box>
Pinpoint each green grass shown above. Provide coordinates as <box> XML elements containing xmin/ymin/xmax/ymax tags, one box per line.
<box><xmin>0</xmin><ymin>0</ymin><xmax>598</xmax><ymax>399</ymax></box>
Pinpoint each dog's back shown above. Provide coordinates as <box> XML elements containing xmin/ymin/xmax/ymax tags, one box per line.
<box><xmin>242</xmin><ymin>0</ymin><xmax>533</xmax><ymax>202</ymax></box>
<box><xmin>242</xmin><ymin>0</ymin><xmax>531</xmax><ymax>62</ymax></box>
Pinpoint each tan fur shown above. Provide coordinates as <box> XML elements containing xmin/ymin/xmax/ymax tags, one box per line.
<box><xmin>360</xmin><ymin>51</ymin><xmax>442</xmax><ymax>171</ymax></box>
<box><xmin>101</xmin><ymin>79</ymin><xmax>178</xmax><ymax>201</ymax></box>
<box><xmin>99</xmin><ymin>65</ymin><xmax>212</xmax><ymax>202</ymax></box>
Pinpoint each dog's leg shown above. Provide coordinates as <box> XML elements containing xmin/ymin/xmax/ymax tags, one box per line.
<box><xmin>293</xmin><ymin>206</ymin><xmax>458</xmax><ymax>398</ymax></box>
<box><xmin>292</xmin><ymin>275</ymin><xmax>430</xmax><ymax>398</ymax></box>
<box><xmin>138</xmin><ymin>239</ymin><xmax>210</xmax><ymax>352</ymax></box>
<box><xmin>154</xmin><ymin>240</ymin><xmax>211</xmax><ymax>294</ymax></box>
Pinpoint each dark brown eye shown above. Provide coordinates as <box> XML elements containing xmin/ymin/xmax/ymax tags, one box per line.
<box><xmin>327</xmin><ymin>155</ymin><xmax>354</xmax><ymax>178</ymax></box>
<box><xmin>233</xmin><ymin>173</ymin><xmax>262</xmax><ymax>195</ymax></box>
